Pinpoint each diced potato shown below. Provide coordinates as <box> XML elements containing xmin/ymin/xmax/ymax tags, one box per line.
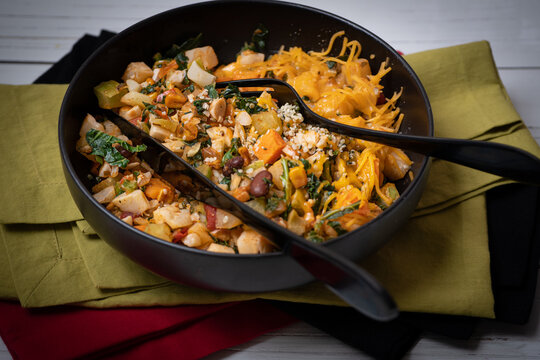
<box><xmin>383</xmin><ymin>147</ymin><xmax>412</xmax><ymax>181</ymax></box>
<box><xmin>268</xmin><ymin>161</ymin><xmax>284</xmax><ymax>189</ymax></box>
<box><xmin>235</xmin><ymin>110</ymin><xmax>252</xmax><ymax>126</ymax></box>
<box><xmin>121</xmin><ymin>91</ymin><xmax>153</xmax><ymax>109</ymax></box>
<box><xmin>122</xmin><ymin>215</ymin><xmax>133</xmax><ymax>226</ymax></box>
<box><xmin>207</xmin><ymin>243</ymin><xmax>235</xmax><ymax>254</ymax></box>
<box><xmin>92</xmin><ymin>177</ymin><xmax>116</xmax><ymax>193</ymax></box>
<box><xmin>149</xmin><ymin>125</ymin><xmax>174</xmax><ymax>141</ymax></box>
<box><xmin>236</xmin><ymin>229</ymin><xmax>273</xmax><ymax>254</ymax></box>
<box><xmin>185</xmin><ymin>46</ymin><xmax>219</xmax><ymax>69</ymax></box>
<box><xmin>215</xmin><ymin>208</ymin><xmax>242</xmax><ymax>229</ymax></box>
<box><xmin>125</xmin><ymin>79</ymin><xmax>142</xmax><ymax>92</ymax></box>
<box><xmin>167</xmin><ymin>70</ymin><xmax>186</xmax><ymax>87</ymax></box>
<box><xmin>287</xmin><ymin>209</ymin><xmax>307</xmax><ymax>235</ymax></box>
<box><xmin>253</xmin><ymin>129</ymin><xmax>286</xmax><ymax>164</ymax></box>
<box><xmin>102</xmin><ymin>120</ymin><xmax>122</xmax><ymax>137</ymax></box>
<box><xmin>122</xmin><ymin>62</ymin><xmax>154</xmax><ymax>83</ymax></box>
<box><xmin>187</xmin><ymin>60</ymin><xmax>216</xmax><ymax>87</ymax></box>
<box><xmin>112</xmin><ymin>189</ymin><xmax>150</xmax><ymax>215</ymax></box>
<box><xmin>144</xmin><ymin>178</ymin><xmax>175</xmax><ymax>203</ymax></box>
<box><xmin>145</xmin><ymin>223</ymin><xmax>172</xmax><ymax>241</ymax></box>
<box><xmin>187</xmin><ymin>222</ymin><xmax>213</xmax><ymax>246</ymax></box>
<box><xmin>252</xmin><ymin>110</ymin><xmax>282</xmax><ymax>135</ymax></box>
<box><xmin>150</xmin><ymin>117</ymin><xmax>178</xmax><ymax>133</ymax></box>
<box><xmin>182</xmin><ymin>233</ymin><xmax>202</xmax><ymax>248</ymax></box>
<box><xmin>289</xmin><ymin>166</ymin><xmax>308</xmax><ymax>188</ymax></box>
<box><xmin>206</xmin><ymin>126</ymin><xmax>233</xmax><ymax>155</ymax></box>
<box><xmin>92</xmin><ymin>185</ymin><xmax>116</xmax><ymax>204</ymax></box>
<box><xmin>119</xmin><ymin>105</ymin><xmax>142</xmax><ymax>121</ymax></box>
<box><xmin>238</xmin><ymin>51</ymin><xmax>265</xmax><ymax>65</ymax></box>
<box><xmin>209</xmin><ymin>98</ymin><xmax>226</xmax><ymax>121</ymax></box>
<box><xmin>152</xmin><ymin>206</ymin><xmax>192</xmax><ymax>229</ymax></box>
<box><xmin>79</xmin><ymin>113</ymin><xmax>104</xmax><ymax>138</ymax></box>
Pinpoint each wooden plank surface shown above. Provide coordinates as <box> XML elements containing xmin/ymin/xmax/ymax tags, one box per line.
<box><xmin>1</xmin><ymin>0</ymin><xmax>539</xmax><ymax>359</ymax></box>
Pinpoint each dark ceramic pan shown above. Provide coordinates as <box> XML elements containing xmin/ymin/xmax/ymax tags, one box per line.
<box><xmin>59</xmin><ymin>0</ymin><xmax>433</xmax><ymax>292</ymax></box>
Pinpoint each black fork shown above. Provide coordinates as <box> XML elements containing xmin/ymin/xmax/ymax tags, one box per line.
<box><xmin>217</xmin><ymin>78</ymin><xmax>540</xmax><ymax>185</ymax></box>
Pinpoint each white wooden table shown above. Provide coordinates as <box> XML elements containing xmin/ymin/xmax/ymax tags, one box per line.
<box><xmin>1</xmin><ymin>0</ymin><xmax>539</xmax><ymax>358</ymax></box>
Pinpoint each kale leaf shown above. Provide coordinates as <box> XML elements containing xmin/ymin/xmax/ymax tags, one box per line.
<box><xmin>86</xmin><ymin>129</ymin><xmax>147</xmax><ymax>168</ymax></box>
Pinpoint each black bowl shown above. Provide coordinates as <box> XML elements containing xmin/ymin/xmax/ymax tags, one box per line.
<box><xmin>59</xmin><ymin>0</ymin><xmax>433</xmax><ymax>292</ymax></box>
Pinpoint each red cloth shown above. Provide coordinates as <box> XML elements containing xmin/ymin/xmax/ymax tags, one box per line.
<box><xmin>0</xmin><ymin>301</ymin><xmax>296</xmax><ymax>360</ymax></box>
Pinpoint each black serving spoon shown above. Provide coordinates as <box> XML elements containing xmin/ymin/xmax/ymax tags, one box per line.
<box><xmin>217</xmin><ymin>78</ymin><xmax>540</xmax><ymax>185</ymax></box>
<box><xmin>106</xmin><ymin>111</ymin><xmax>399</xmax><ymax>322</ymax></box>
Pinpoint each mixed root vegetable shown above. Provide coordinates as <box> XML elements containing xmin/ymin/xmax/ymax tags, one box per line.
<box><xmin>77</xmin><ymin>28</ymin><xmax>412</xmax><ymax>254</ymax></box>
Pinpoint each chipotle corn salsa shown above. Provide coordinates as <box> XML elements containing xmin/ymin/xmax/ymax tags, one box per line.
<box><xmin>77</xmin><ymin>29</ymin><xmax>412</xmax><ymax>254</ymax></box>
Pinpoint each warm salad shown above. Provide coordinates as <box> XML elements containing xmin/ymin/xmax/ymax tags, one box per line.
<box><xmin>77</xmin><ymin>28</ymin><xmax>411</xmax><ymax>254</ymax></box>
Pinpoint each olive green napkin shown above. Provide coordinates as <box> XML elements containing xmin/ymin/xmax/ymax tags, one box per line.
<box><xmin>1</xmin><ymin>41</ymin><xmax>539</xmax><ymax>318</ymax></box>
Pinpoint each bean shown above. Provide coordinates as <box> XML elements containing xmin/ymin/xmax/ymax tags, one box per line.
<box><xmin>223</xmin><ymin>156</ymin><xmax>244</xmax><ymax>176</ymax></box>
<box><xmin>114</xmin><ymin>143</ymin><xmax>133</xmax><ymax>158</ymax></box>
<box><xmin>249</xmin><ymin>170</ymin><xmax>273</xmax><ymax>197</ymax></box>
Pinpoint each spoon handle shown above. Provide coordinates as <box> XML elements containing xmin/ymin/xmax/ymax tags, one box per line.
<box><xmin>107</xmin><ymin>111</ymin><xmax>399</xmax><ymax>321</ymax></box>
<box><xmin>285</xmin><ymin>240</ymin><xmax>398</xmax><ymax>321</ymax></box>
<box><xmin>316</xmin><ymin>117</ymin><xmax>540</xmax><ymax>185</ymax></box>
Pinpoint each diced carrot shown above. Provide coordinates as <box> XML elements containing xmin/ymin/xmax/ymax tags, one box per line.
<box><xmin>144</xmin><ymin>178</ymin><xmax>175</xmax><ymax>203</ymax></box>
<box><xmin>289</xmin><ymin>166</ymin><xmax>308</xmax><ymax>188</ymax></box>
<box><xmin>157</xmin><ymin>60</ymin><xmax>179</xmax><ymax>80</ymax></box>
<box><xmin>164</xmin><ymin>88</ymin><xmax>187</xmax><ymax>108</ymax></box>
<box><xmin>253</xmin><ymin>129</ymin><xmax>286</xmax><ymax>164</ymax></box>
<box><xmin>134</xmin><ymin>224</ymin><xmax>147</xmax><ymax>232</ymax></box>
<box><xmin>232</xmin><ymin>186</ymin><xmax>250</xmax><ymax>202</ymax></box>
<box><xmin>238</xmin><ymin>146</ymin><xmax>251</xmax><ymax>165</ymax></box>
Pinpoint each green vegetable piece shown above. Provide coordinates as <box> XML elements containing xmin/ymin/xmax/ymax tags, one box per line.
<box><xmin>320</xmin><ymin>201</ymin><xmax>361</xmax><ymax>222</ymax></box>
<box><xmin>196</xmin><ymin>163</ymin><xmax>212</xmax><ymax>179</ymax></box>
<box><xmin>240</xmin><ymin>24</ymin><xmax>269</xmax><ymax>54</ymax></box>
<box><xmin>280</xmin><ymin>158</ymin><xmax>292</xmax><ymax>203</ymax></box>
<box><xmin>245</xmin><ymin>198</ymin><xmax>266</xmax><ymax>215</ymax></box>
<box><xmin>86</xmin><ymin>129</ymin><xmax>147</xmax><ymax>168</ymax></box>
<box><xmin>244</xmin><ymin>159</ymin><xmax>264</xmax><ymax>173</ymax></box>
<box><xmin>93</xmin><ymin>80</ymin><xmax>128</xmax><ymax>109</ymax></box>
<box><xmin>328</xmin><ymin>221</ymin><xmax>347</xmax><ymax>235</ymax></box>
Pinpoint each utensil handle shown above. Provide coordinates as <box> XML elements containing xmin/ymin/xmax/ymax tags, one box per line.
<box><xmin>319</xmin><ymin>118</ymin><xmax>540</xmax><ymax>185</ymax></box>
<box><xmin>285</xmin><ymin>240</ymin><xmax>399</xmax><ymax>321</ymax></box>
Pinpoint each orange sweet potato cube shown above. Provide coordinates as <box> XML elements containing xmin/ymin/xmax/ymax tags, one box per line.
<box><xmin>144</xmin><ymin>178</ymin><xmax>175</xmax><ymax>203</ymax></box>
<box><xmin>253</xmin><ymin>129</ymin><xmax>286</xmax><ymax>164</ymax></box>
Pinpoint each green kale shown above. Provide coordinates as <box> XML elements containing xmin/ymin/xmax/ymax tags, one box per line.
<box><xmin>193</xmin><ymin>99</ymin><xmax>210</xmax><ymax>114</ymax></box>
<box><xmin>235</xmin><ymin>96</ymin><xmax>265</xmax><ymax>114</ymax></box>
<box><xmin>307</xmin><ymin>230</ymin><xmax>325</xmax><ymax>243</ymax></box>
<box><xmin>320</xmin><ymin>201</ymin><xmax>361</xmax><ymax>221</ymax></box>
<box><xmin>240</xmin><ymin>24</ymin><xmax>269</xmax><ymax>54</ymax></box>
<box><xmin>326</xmin><ymin>60</ymin><xmax>337</xmax><ymax>69</ymax></box>
<box><xmin>219</xmin><ymin>176</ymin><xmax>232</xmax><ymax>190</ymax></box>
<box><xmin>300</xmin><ymin>159</ymin><xmax>311</xmax><ymax>170</ymax></box>
<box><xmin>328</xmin><ymin>221</ymin><xmax>347</xmax><ymax>235</ymax></box>
<box><xmin>220</xmin><ymin>84</ymin><xmax>265</xmax><ymax>114</ymax></box>
<box><xmin>205</xmin><ymin>84</ymin><xmax>219</xmax><ymax>99</ymax></box>
<box><xmin>221</xmin><ymin>138</ymin><xmax>241</xmax><ymax>166</ymax></box>
<box><xmin>221</xmin><ymin>84</ymin><xmax>241</xmax><ymax>99</ymax></box>
<box><xmin>264</xmin><ymin>70</ymin><xmax>275</xmax><ymax>78</ymax></box>
<box><xmin>306</xmin><ymin>173</ymin><xmax>321</xmax><ymax>199</ymax></box>
<box><xmin>86</xmin><ymin>129</ymin><xmax>146</xmax><ymax>168</ymax></box>
<box><xmin>165</xmin><ymin>33</ymin><xmax>202</xmax><ymax>58</ymax></box>
<box><xmin>265</xmin><ymin>196</ymin><xmax>281</xmax><ymax>212</ymax></box>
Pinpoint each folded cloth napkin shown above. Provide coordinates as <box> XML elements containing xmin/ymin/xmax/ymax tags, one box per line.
<box><xmin>0</xmin><ymin>300</ymin><xmax>295</xmax><ymax>360</ymax></box>
<box><xmin>2</xmin><ymin>41</ymin><xmax>540</xmax><ymax>320</ymax></box>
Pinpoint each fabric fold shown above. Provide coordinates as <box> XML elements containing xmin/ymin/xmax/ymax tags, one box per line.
<box><xmin>1</xmin><ymin>41</ymin><xmax>539</xmax><ymax>319</ymax></box>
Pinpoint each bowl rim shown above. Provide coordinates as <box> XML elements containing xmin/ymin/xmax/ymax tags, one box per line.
<box><xmin>58</xmin><ymin>0</ymin><xmax>433</xmax><ymax>260</ymax></box>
